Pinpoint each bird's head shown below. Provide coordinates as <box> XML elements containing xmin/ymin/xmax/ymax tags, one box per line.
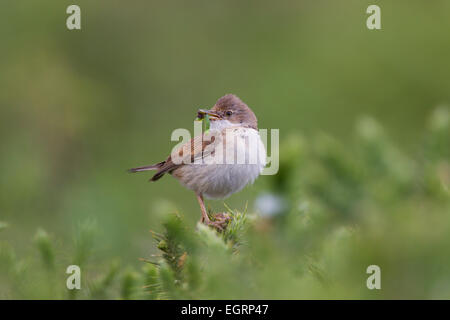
<box><xmin>198</xmin><ymin>94</ymin><xmax>257</xmax><ymax>130</ymax></box>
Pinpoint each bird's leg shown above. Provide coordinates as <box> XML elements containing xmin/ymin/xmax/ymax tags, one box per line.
<box><xmin>196</xmin><ymin>193</ymin><xmax>230</xmax><ymax>231</ymax></box>
<box><xmin>196</xmin><ymin>193</ymin><xmax>211</xmax><ymax>224</ymax></box>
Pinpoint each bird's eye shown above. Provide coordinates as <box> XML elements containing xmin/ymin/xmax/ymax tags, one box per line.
<box><xmin>226</xmin><ymin>111</ymin><xmax>233</xmax><ymax>116</ymax></box>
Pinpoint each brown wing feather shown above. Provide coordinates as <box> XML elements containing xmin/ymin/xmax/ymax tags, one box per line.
<box><xmin>129</xmin><ymin>161</ymin><xmax>164</xmax><ymax>173</ymax></box>
<box><xmin>150</xmin><ymin>132</ymin><xmax>218</xmax><ymax>181</ymax></box>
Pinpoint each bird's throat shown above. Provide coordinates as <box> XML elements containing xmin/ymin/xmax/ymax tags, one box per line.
<box><xmin>210</xmin><ymin>119</ymin><xmax>238</xmax><ymax>131</ymax></box>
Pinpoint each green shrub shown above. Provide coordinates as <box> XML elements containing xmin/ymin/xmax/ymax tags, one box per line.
<box><xmin>1</xmin><ymin>108</ymin><xmax>448</xmax><ymax>299</ymax></box>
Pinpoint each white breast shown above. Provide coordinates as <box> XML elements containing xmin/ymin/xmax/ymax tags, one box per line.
<box><xmin>172</xmin><ymin>127</ymin><xmax>266</xmax><ymax>199</ymax></box>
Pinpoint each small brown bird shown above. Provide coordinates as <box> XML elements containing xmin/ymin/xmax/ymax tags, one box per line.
<box><xmin>130</xmin><ymin>94</ymin><xmax>266</xmax><ymax>229</ymax></box>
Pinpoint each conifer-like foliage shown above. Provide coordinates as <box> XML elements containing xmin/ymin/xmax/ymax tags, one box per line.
<box><xmin>0</xmin><ymin>109</ymin><xmax>448</xmax><ymax>299</ymax></box>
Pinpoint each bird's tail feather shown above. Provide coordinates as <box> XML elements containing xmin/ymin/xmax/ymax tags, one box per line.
<box><xmin>128</xmin><ymin>161</ymin><xmax>165</xmax><ymax>173</ymax></box>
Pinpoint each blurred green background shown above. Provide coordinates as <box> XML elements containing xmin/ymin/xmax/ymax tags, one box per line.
<box><xmin>0</xmin><ymin>1</ymin><xmax>449</xmax><ymax>299</ymax></box>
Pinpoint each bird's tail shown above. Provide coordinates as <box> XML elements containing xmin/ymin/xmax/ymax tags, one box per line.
<box><xmin>128</xmin><ymin>161</ymin><xmax>165</xmax><ymax>173</ymax></box>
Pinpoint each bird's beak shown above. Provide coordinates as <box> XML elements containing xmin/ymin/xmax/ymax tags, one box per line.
<box><xmin>197</xmin><ymin>109</ymin><xmax>221</xmax><ymax>120</ymax></box>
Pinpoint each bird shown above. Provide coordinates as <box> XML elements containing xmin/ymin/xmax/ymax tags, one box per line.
<box><xmin>129</xmin><ymin>94</ymin><xmax>266</xmax><ymax>229</ymax></box>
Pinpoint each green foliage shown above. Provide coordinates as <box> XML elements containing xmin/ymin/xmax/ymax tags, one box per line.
<box><xmin>220</xmin><ymin>206</ymin><xmax>250</xmax><ymax>249</ymax></box>
<box><xmin>73</xmin><ymin>219</ymin><xmax>98</xmax><ymax>267</ymax></box>
<box><xmin>88</xmin><ymin>260</ymin><xmax>120</xmax><ymax>299</ymax></box>
<box><xmin>34</xmin><ymin>229</ymin><xmax>55</xmax><ymax>270</ymax></box>
<box><xmin>138</xmin><ymin>108</ymin><xmax>449</xmax><ymax>299</ymax></box>
<box><xmin>1</xmin><ymin>219</ymin><xmax>143</xmax><ymax>299</ymax></box>
<box><xmin>0</xmin><ymin>109</ymin><xmax>448</xmax><ymax>299</ymax></box>
<box><xmin>120</xmin><ymin>268</ymin><xmax>140</xmax><ymax>300</ymax></box>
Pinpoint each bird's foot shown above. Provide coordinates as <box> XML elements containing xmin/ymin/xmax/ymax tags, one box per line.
<box><xmin>201</xmin><ymin>213</ymin><xmax>232</xmax><ymax>232</ymax></box>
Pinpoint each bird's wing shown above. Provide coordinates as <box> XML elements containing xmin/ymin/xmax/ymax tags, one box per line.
<box><xmin>150</xmin><ymin>131</ymin><xmax>220</xmax><ymax>181</ymax></box>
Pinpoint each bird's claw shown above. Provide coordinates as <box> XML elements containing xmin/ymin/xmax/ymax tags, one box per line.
<box><xmin>202</xmin><ymin>213</ymin><xmax>231</xmax><ymax>232</ymax></box>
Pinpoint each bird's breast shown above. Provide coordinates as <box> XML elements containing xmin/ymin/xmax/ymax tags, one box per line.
<box><xmin>172</xmin><ymin>127</ymin><xmax>266</xmax><ymax>199</ymax></box>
